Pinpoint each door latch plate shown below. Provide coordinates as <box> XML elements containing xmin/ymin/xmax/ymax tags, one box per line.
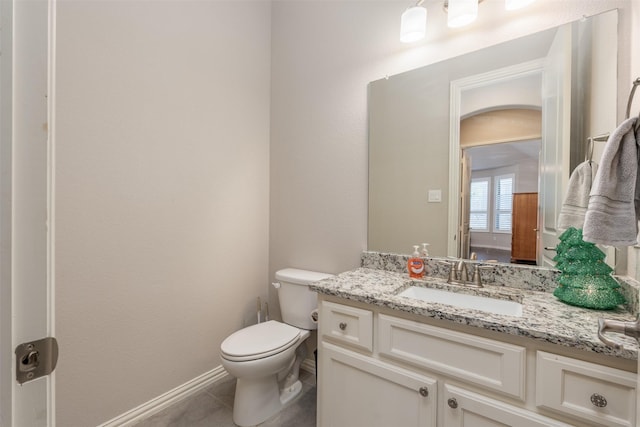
<box><xmin>15</xmin><ymin>337</ymin><xmax>58</xmax><ymax>384</ymax></box>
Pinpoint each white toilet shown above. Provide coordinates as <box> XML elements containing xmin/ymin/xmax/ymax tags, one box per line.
<box><xmin>220</xmin><ymin>268</ymin><xmax>332</xmax><ymax>427</ymax></box>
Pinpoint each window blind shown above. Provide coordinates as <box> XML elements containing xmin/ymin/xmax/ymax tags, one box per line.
<box><xmin>470</xmin><ymin>178</ymin><xmax>489</xmax><ymax>230</ymax></box>
<box><xmin>494</xmin><ymin>175</ymin><xmax>514</xmax><ymax>232</ymax></box>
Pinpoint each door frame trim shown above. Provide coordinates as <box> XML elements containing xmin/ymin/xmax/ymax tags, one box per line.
<box><xmin>448</xmin><ymin>59</ymin><xmax>545</xmax><ymax>257</ymax></box>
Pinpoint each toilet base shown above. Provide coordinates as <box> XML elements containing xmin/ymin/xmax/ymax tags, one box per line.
<box><xmin>232</xmin><ymin>377</ymin><xmax>304</xmax><ymax>427</ymax></box>
<box><xmin>280</xmin><ymin>379</ymin><xmax>302</xmax><ymax>406</ymax></box>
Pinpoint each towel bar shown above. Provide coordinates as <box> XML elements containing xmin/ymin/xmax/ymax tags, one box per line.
<box><xmin>625</xmin><ymin>77</ymin><xmax>640</xmax><ymax>119</ymax></box>
<box><xmin>585</xmin><ymin>133</ymin><xmax>609</xmax><ymax>163</ymax></box>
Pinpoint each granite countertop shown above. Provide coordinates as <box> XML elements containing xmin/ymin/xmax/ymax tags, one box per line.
<box><xmin>310</xmin><ymin>267</ymin><xmax>639</xmax><ymax>360</ymax></box>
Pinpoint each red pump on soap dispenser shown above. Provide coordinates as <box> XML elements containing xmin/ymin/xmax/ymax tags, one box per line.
<box><xmin>407</xmin><ymin>245</ymin><xmax>425</xmax><ymax>279</ymax></box>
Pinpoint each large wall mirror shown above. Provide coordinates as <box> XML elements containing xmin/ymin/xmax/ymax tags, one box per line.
<box><xmin>368</xmin><ymin>10</ymin><xmax>618</xmax><ymax>267</ymax></box>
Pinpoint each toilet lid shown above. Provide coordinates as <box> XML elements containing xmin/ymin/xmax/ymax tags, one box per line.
<box><xmin>220</xmin><ymin>320</ymin><xmax>300</xmax><ymax>359</ymax></box>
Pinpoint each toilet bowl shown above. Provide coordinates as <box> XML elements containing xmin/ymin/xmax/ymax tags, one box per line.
<box><xmin>221</xmin><ymin>321</ymin><xmax>310</xmax><ymax>426</ymax></box>
<box><xmin>220</xmin><ymin>268</ymin><xmax>332</xmax><ymax>427</ymax></box>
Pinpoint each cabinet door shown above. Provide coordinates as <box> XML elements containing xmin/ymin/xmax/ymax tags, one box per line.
<box><xmin>318</xmin><ymin>342</ymin><xmax>436</xmax><ymax>427</ymax></box>
<box><xmin>444</xmin><ymin>384</ymin><xmax>572</xmax><ymax>427</ymax></box>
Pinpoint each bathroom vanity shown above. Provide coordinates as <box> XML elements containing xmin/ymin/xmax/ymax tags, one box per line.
<box><xmin>311</xmin><ymin>253</ymin><xmax>639</xmax><ymax>427</ymax></box>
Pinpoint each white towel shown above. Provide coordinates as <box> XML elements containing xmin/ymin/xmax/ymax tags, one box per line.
<box><xmin>583</xmin><ymin>117</ymin><xmax>640</xmax><ymax>246</ymax></box>
<box><xmin>557</xmin><ymin>160</ymin><xmax>597</xmax><ymax>231</ymax></box>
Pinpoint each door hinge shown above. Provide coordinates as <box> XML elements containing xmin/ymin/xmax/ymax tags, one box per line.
<box><xmin>15</xmin><ymin>337</ymin><xmax>59</xmax><ymax>384</ymax></box>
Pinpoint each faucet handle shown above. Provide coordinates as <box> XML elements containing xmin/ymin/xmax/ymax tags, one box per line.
<box><xmin>438</xmin><ymin>261</ymin><xmax>456</xmax><ymax>283</ymax></box>
<box><xmin>471</xmin><ymin>264</ymin><xmax>493</xmax><ymax>287</ymax></box>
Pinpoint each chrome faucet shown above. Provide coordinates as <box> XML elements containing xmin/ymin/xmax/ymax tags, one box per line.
<box><xmin>440</xmin><ymin>259</ymin><xmax>486</xmax><ymax>288</ymax></box>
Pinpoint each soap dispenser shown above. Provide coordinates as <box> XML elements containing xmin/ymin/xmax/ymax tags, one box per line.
<box><xmin>421</xmin><ymin>243</ymin><xmax>430</xmax><ymax>257</ymax></box>
<box><xmin>407</xmin><ymin>245</ymin><xmax>425</xmax><ymax>279</ymax></box>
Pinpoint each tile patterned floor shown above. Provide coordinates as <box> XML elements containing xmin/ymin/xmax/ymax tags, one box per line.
<box><xmin>133</xmin><ymin>370</ymin><xmax>317</xmax><ymax>427</ymax></box>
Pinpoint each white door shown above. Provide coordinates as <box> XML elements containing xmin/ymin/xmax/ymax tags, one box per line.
<box><xmin>539</xmin><ymin>24</ymin><xmax>572</xmax><ymax>267</ymax></box>
<box><xmin>1</xmin><ymin>0</ymin><xmax>55</xmax><ymax>425</ymax></box>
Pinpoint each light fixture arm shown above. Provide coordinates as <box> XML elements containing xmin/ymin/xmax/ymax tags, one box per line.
<box><xmin>442</xmin><ymin>0</ymin><xmax>485</xmax><ymax>13</ymax></box>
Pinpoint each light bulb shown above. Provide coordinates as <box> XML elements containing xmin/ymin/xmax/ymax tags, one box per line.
<box><xmin>448</xmin><ymin>0</ymin><xmax>478</xmax><ymax>28</ymax></box>
<box><xmin>400</xmin><ymin>6</ymin><xmax>427</xmax><ymax>43</ymax></box>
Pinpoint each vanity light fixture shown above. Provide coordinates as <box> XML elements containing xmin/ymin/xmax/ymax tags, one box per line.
<box><xmin>400</xmin><ymin>0</ymin><xmax>427</xmax><ymax>43</ymax></box>
<box><xmin>401</xmin><ymin>0</ymin><xmax>535</xmax><ymax>42</ymax></box>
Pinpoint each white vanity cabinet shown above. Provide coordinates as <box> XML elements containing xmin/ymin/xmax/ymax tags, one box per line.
<box><xmin>317</xmin><ymin>298</ymin><xmax>637</xmax><ymax>427</ymax></box>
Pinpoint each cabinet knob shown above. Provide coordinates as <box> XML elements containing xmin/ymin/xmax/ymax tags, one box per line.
<box><xmin>590</xmin><ymin>393</ymin><xmax>607</xmax><ymax>408</ymax></box>
<box><xmin>419</xmin><ymin>386</ymin><xmax>429</xmax><ymax>397</ymax></box>
<box><xmin>338</xmin><ymin>322</ymin><xmax>347</xmax><ymax>331</ymax></box>
<box><xmin>447</xmin><ymin>397</ymin><xmax>458</xmax><ymax>409</ymax></box>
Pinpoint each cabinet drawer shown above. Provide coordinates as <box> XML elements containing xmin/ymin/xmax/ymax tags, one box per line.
<box><xmin>320</xmin><ymin>300</ymin><xmax>373</xmax><ymax>352</ymax></box>
<box><xmin>378</xmin><ymin>314</ymin><xmax>526</xmax><ymax>399</ymax></box>
<box><xmin>536</xmin><ymin>351</ymin><xmax>636</xmax><ymax>427</ymax></box>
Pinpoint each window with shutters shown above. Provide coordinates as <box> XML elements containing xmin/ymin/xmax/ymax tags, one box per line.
<box><xmin>470</xmin><ymin>178</ymin><xmax>490</xmax><ymax>231</ymax></box>
<box><xmin>494</xmin><ymin>174</ymin><xmax>514</xmax><ymax>233</ymax></box>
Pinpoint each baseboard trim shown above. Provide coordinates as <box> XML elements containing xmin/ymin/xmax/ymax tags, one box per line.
<box><xmin>98</xmin><ymin>366</ymin><xmax>228</xmax><ymax>427</ymax></box>
<box><xmin>301</xmin><ymin>357</ymin><xmax>316</xmax><ymax>376</ymax></box>
<box><xmin>100</xmin><ymin>358</ymin><xmax>315</xmax><ymax>426</ymax></box>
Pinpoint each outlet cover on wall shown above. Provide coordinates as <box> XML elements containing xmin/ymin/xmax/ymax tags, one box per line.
<box><xmin>428</xmin><ymin>190</ymin><xmax>442</xmax><ymax>203</ymax></box>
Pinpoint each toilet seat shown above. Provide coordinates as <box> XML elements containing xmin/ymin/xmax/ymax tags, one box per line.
<box><xmin>220</xmin><ymin>320</ymin><xmax>301</xmax><ymax>362</ymax></box>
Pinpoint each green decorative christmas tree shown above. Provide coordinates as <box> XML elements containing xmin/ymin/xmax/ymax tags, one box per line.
<box><xmin>553</xmin><ymin>227</ymin><xmax>626</xmax><ymax>310</ymax></box>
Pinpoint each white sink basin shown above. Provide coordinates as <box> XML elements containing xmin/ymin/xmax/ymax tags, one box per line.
<box><xmin>398</xmin><ymin>286</ymin><xmax>523</xmax><ymax>317</ymax></box>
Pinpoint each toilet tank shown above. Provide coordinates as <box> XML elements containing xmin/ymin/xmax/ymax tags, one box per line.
<box><xmin>274</xmin><ymin>268</ymin><xmax>333</xmax><ymax>330</ymax></box>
